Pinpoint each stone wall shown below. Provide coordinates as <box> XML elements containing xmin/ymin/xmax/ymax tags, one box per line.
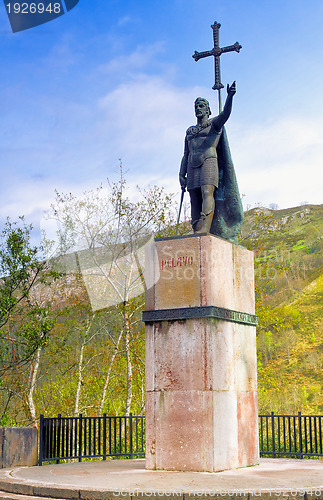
<box><xmin>0</xmin><ymin>427</ymin><xmax>38</xmax><ymax>468</ymax></box>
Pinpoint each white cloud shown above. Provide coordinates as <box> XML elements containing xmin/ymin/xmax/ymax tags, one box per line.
<box><xmin>117</xmin><ymin>16</ymin><xmax>132</xmax><ymax>27</ymax></box>
<box><xmin>97</xmin><ymin>42</ymin><xmax>166</xmax><ymax>78</ymax></box>
<box><xmin>230</xmin><ymin>116</ymin><xmax>323</xmax><ymax>209</ymax></box>
<box><xmin>96</xmin><ymin>75</ymin><xmax>202</xmax><ymax>177</ymax></box>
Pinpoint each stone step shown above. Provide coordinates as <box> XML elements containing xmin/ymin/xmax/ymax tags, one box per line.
<box><xmin>0</xmin><ymin>491</ymin><xmax>66</xmax><ymax>500</ymax></box>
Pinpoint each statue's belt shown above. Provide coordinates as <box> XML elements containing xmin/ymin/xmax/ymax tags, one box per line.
<box><xmin>189</xmin><ymin>154</ymin><xmax>218</xmax><ymax>168</ymax></box>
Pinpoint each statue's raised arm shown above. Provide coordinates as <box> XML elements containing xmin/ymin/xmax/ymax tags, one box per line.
<box><xmin>212</xmin><ymin>81</ymin><xmax>236</xmax><ymax>130</ymax></box>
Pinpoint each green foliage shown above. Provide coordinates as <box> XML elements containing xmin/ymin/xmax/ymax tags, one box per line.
<box><xmin>241</xmin><ymin>204</ymin><xmax>323</xmax><ymax>414</ymax></box>
<box><xmin>0</xmin><ymin>411</ymin><xmax>23</xmax><ymax>427</ymax></box>
<box><xmin>0</xmin><ymin>217</ymin><xmax>61</xmax><ymax>426</ymax></box>
<box><xmin>0</xmin><ymin>218</ymin><xmax>39</xmax><ymax>327</ymax></box>
<box><xmin>0</xmin><ymin>218</ymin><xmax>55</xmax><ymax>375</ymax></box>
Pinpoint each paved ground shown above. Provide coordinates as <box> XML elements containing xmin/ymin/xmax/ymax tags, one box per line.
<box><xmin>0</xmin><ymin>459</ymin><xmax>322</xmax><ymax>499</ymax></box>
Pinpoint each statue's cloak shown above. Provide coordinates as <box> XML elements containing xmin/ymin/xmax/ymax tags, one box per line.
<box><xmin>210</xmin><ymin>127</ymin><xmax>244</xmax><ymax>242</ymax></box>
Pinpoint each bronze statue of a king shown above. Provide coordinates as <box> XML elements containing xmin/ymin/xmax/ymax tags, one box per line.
<box><xmin>179</xmin><ymin>22</ymin><xmax>244</xmax><ymax>242</ymax></box>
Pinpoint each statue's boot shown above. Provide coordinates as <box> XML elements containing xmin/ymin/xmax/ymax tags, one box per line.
<box><xmin>195</xmin><ymin>211</ymin><xmax>214</xmax><ymax>234</ymax></box>
<box><xmin>192</xmin><ymin>218</ymin><xmax>203</xmax><ymax>233</ymax></box>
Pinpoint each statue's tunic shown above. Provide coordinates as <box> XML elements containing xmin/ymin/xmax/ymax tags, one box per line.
<box><xmin>185</xmin><ymin>119</ymin><xmax>222</xmax><ymax>191</ymax></box>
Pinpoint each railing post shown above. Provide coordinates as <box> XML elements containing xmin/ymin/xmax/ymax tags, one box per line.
<box><xmin>129</xmin><ymin>413</ymin><xmax>133</xmax><ymax>459</ymax></box>
<box><xmin>39</xmin><ymin>414</ymin><xmax>44</xmax><ymax>466</ymax></box>
<box><xmin>56</xmin><ymin>414</ymin><xmax>61</xmax><ymax>464</ymax></box>
<box><xmin>78</xmin><ymin>413</ymin><xmax>83</xmax><ymax>462</ymax></box>
<box><xmin>103</xmin><ymin>414</ymin><xmax>107</xmax><ymax>460</ymax></box>
<box><xmin>271</xmin><ymin>411</ymin><xmax>275</xmax><ymax>458</ymax></box>
<box><xmin>259</xmin><ymin>415</ymin><xmax>263</xmax><ymax>457</ymax></box>
<box><xmin>55</xmin><ymin>414</ymin><xmax>61</xmax><ymax>464</ymax></box>
<box><xmin>298</xmin><ymin>411</ymin><xmax>303</xmax><ymax>459</ymax></box>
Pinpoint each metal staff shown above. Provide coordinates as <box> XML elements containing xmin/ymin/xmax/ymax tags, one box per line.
<box><xmin>175</xmin><ymin>187</ymin><xmax>186</xmax><ymax>236</ymax></box>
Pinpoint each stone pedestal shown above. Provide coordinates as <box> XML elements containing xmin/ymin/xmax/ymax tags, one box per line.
<box><xmin>143</xmin><ymin>234</ymin><xmax>259</xmax><ymax>472</ymax></box>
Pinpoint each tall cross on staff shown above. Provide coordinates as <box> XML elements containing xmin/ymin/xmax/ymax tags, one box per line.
<box><xmin>192</xmin><ymin>22</ymin><xmax>242</xmax><ymax>112</ymax></box>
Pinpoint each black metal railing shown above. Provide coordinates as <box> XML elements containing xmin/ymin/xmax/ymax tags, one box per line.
<box><xmin>259</xmin><ymin>412</ymin><xmax>323</xmax><ymax>459</ymax></box>
<box><xmin>39</xmin><ymin>413</ymin><xmax>145</xmax><ymax>465</ymax></box>
<box><xmin>39</xmin><ymin>412</ymin><xmax>323</xmax><ymax>465</ymax></box>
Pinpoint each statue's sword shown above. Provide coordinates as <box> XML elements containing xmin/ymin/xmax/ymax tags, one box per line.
<box><xmin>175</xmin><ymin>187</ymin><xmax>186</xmax><ymax>236</ymax></box>
<box><xmin>192</xmin><ymin>22</ymin><xmax>241</xmax><ymax>112</ymax></box>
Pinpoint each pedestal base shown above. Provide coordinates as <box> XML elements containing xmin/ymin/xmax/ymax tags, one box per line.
<box><xmin>144</xmin><ymin>234</ymin><xmax>259</xmax><ymax>472</ymax></box>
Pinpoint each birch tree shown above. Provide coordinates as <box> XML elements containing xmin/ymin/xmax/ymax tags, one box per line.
<box><xmin>48</xmin><ymin>165</ymin><xmax>177</xmax><ymax>415</ymax></box>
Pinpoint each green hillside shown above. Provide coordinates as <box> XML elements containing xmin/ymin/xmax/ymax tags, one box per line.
<box><xmin>240</xmin><ymin>204</ymin><xmax>323</xmax><ymax>413</ymax></box>
<box><xmin>240</xmin><ymin>204</ymin><xmax>323</xmax><ymax>304</ymax></box>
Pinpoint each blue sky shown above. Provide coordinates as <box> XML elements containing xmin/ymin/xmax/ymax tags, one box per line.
<box><xmin>1</xmin><ymin>0</ymin><xmax>323</xmax><ymax>239</ymax></box>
